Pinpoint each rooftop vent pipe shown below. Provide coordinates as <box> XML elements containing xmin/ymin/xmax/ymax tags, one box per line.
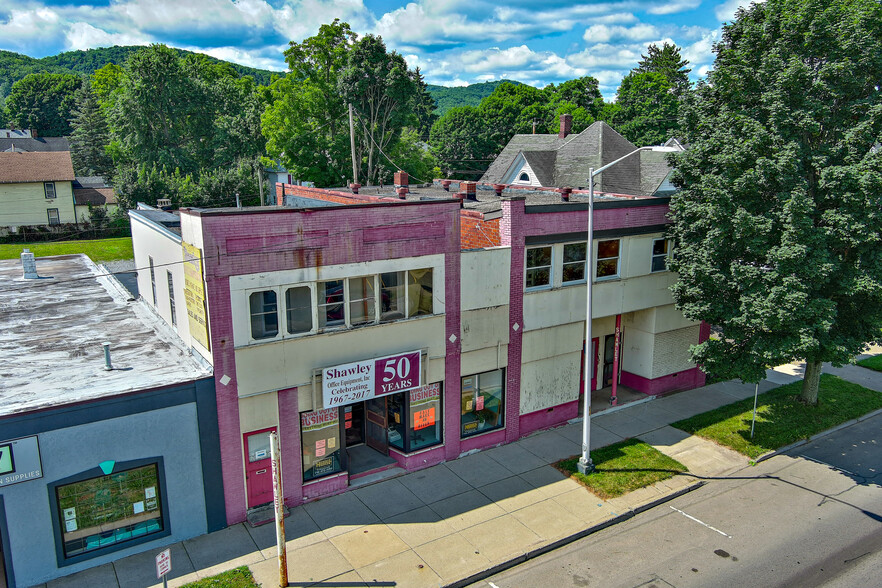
<box><xmin>103</xmin><ymin>342</ymin><xmax>113</xmax><ymax>371</ymax></box>
<box><xmin>21</xmin><ymin>248</ymin><xmax>39</xmax><ymax>279</ymax></box>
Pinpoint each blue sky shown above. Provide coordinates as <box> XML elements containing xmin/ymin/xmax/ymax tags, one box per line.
<box><xmin>0</xmin><ymin>0</ymin><xmax>759</xmax><ymax>98</ymax></box>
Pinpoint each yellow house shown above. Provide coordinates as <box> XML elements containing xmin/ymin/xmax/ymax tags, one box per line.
<box><xmin>0</xmin><ymin>151</ymin><xmax>77</xmax><ymax>227</ymax></box>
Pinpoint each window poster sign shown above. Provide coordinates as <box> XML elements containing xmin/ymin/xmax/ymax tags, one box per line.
<box><xmin>301</xmin><ymin>408</ymin><xmax>343</xmax><ymax>481</ymax></box>
<box><xmin>182</xmin><ymin>241</ymin><xmax>211</xmax><ymax>351</ymax></box>
<box><xmin>0</xmin><ymin>435</ymin><xmax>42</xmax><ymax>487</ymax></box>
<box><xmin>410</xmin><ymin>383</ymin><xmax>441</xmax><ymax>430</ymax></box>
<box><xmin>322</xmin><ymin>350</ymin><xmax>421</xmax><ymax>408</ymax></box>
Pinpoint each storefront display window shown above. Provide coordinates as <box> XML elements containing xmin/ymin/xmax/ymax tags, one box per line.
<box><xmin>301</xmin><ymin>408</ymin><xmax>344</xmax><ymax>482</ymax></box>
<box><xmin>461</xmin><ymin>370</ymin><xmax>505</xmax><ymax>437</ymax></box>
<box><xmin>54</xmin><ymin>463</ymin><xmax>164</xmax><ymax>559</ymax></box>
<box><xmin>385</xmin><ymin>383</ymin><xmax>443</xmax><ymax>453</ymax></box>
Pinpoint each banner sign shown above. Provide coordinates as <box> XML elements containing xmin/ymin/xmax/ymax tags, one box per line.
<box><xmin>0</xmin><ymin>435</ymin><xmax>42</xmax><ymax>488</ymax></box>
<box><xmin>182</xmin><ymin>241</ymin><xmax>211</xmax><ymax>351</ymax></box>
<box><xmin>322</xmin><ymin>350</ymin><xmax>421</xmax><ymax>407</ymax></box>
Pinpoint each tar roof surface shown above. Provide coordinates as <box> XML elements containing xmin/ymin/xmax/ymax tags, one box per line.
<box><xmin>0</xmin><ymin>255</ymin><xmax>211</xmax><ymax>417</ymax></box>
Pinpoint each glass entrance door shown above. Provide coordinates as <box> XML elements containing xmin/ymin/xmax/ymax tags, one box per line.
<box><xmin>344</xmin><ymin>403</ymin><xmax>365</xmax><ymax>446</ymax></box>
<box><xmin>364</xmin><ymin>397</ymin><xmax>389</xmax><ymax>455</ymax></box>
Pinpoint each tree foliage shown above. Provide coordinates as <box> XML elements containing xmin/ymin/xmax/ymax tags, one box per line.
<box><xmin>4</xmin><ymin>73</ymin><xmax>83</xmax><ymax>136</ymax></box>
<box><xmin>636</xmin><ymin>42</ymin><xmax>692</xmax><ymax>95</ymax></box>
<box><xmin>429</xmin><ymin>106</ymin><xmax>494</xmax><ymax>179</ymax></box>
<box><xmin>614</xmin><ymin>72</ymin><xmax>680</xmax><ymax>146</ymax></box>
<box><xmin>668</xmin><ymin>0</ymin><xmax>882</xmax><ymax>404</ymax></box>
<box><xmin>69</xmin><ymin>81</ymin><xmax>113</xmax><ymax>176</ymax></box>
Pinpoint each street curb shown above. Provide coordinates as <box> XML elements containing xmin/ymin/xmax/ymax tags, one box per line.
<box><xmin>752</xmin><ymin>406</ymin><xmax>882</xmax><ymax>464</ymax></box>
<box><xmin>444</xmin><ymin>479</ymin><xmax>706</xmax><ymax>588</ymax></box>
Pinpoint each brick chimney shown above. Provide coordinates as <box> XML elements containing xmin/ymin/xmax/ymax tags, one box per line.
<box><xmin>394</xmin><ymin>170</ymin><xmax>409</xmax><ymax>193</ymax></box>
<box><xmin>558</xmin><ymin>114</ymin><xmax>572</xmax><ymax>139</ymax></box>
<box><xmin>559</xmin><ymin>187</ymin><xmax>572</xmax><ymax>202</ymax></box>
<box><xmin>461</xmin><ymin>181</ymin><xmax>477</xmax><ymax>201</ymax></box>
<box><xmin>396</xmin><ymin>187</ymin><xmax>408</xmax><ymax>199</ymax></box>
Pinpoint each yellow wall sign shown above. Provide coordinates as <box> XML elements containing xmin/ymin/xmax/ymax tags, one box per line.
<box><xmin>182</xmin><ymin>242</ymin><xmax>211</xmax><ymax>351</ymax></box>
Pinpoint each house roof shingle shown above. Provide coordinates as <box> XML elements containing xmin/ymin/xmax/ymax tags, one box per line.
<box><xmin>73</xmin><ymin>186</ymin><xmax>117</xmax><ymax>206</ymax></box>
<box><xmin>0</xmin><ymin>151</ymin><xmax>76</xmax><ymax>184</ymax></box>
<box><xmin>480</xmin><ymin>121</ymin><xmax>677</xmax><ymax>197</ymax></box>
<box><xmin>0</xmin><ymin>137</ymin><xmax>70</xmax><ymax>153</ymax></box>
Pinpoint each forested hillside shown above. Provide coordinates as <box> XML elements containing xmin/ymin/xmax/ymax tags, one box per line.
<box><xmin>0</xmin><ymin>46</ymin><xmax>280</xmax><ymax>104</ymax></box>
<box><xmin>427</xmin><ymin>80</ymin><xmax>523</xmax><ymax>115</ymax></box>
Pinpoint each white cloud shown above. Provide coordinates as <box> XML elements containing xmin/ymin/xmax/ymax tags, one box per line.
<box><xmin>65</xmin><ymin>22</ymin><xmax>149</xmax><ymax>51</ymax></box>
<box><xmin>583</xmin><ymin>23</ymin><xmax>659</xmax><ymax>43</ymax></box>
<box><xmin>0</xmin><ymin>7</ymin><xmax>63</xmax><ymax>51</ymax></box>
<box><xmin>714</xmin><ymin>0</ymin><xmax>766</xmax><ymax>22</ymax></box>
<box><xmin>648</xmin><ymin>0</ymin><xmax>701</xmax><ymax>15</ymax></box>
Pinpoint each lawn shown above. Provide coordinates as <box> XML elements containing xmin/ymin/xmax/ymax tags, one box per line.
<box><xmin>555</xmin><ymin>438</ymin><xmax>688</xmax><ymax>499</ymax></box>
<box><xmin>856</xmin><ymin>354</ymin><xmax>882</xmax><ymax>372</ymax></box>
<box><xmin>672</xmin><ymin>374</ymin><xmax>882</xmax><ymax>459</ymax></box>
<box><xmin>181</xmin><ymin>566</ymin><xmax>259</xmax><ymax>588</ymax></box>
<box><xmin>0</xmin><ymin>238</ymin><xmax>133</xmax><ymax>263</ymax></box>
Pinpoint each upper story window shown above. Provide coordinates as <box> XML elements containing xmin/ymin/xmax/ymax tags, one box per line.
<box><xmin>518</xmin><ymin>172</ymin><xmax>530</xmax><ymax>182</ymax></box>
<box><xmin>562</xmin><ymin>242</ymin><xmax>587</xmax><ymax>283</ymax></box>
<box><xmin>595</xmin><ymin>239</ymin><xmax>621</xmax><ymax>279</ymax></box>
<box><xmin>167</xmin><ymin>271</ymin><xmax>176</xmax><ymax>326</ymax></box>
<box><xmin>285</xmin><ymin>286</ymin><xmax>313</xmax><ymax>334</ymax></box>
<box><xmin>651</xmin><ymin>238</ymin><xmax>671</xmax><ymax>272</ymax></box>
<box><xmin>44</xmin><ymin>182</ymin><xmax>56</xmax><ymax>199</ymax></box>
<box><xmin>245</xmin><ymin>268</ymin><xmax>435</xmax><ymax>343</ymax></box>
<box><xmin>525</xmin><ymin>246</ymin><xmax>552</xmax><ymax>290</ymax></box>
<box><xmin>250</xmin><ymin>290</ymin><xmax>279</xmax><ymax>339</ymax></box>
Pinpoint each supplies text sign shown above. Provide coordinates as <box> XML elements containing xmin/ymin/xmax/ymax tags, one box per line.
<box><xmin>323</xmin><ymin>351</ymin><xmax>421</xmax><ymax>407</ymax></box>
<box><xmin>182</xmin><ymin>241</ymin><xmax>211</xmax><ymax>351</ymax></box>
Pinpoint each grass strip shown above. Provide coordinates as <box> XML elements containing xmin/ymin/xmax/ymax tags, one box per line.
<box><xmin>0</xmin><ymin>238</ymin><xmax>133</xmax><ymax>263</ymax></box>
<box><xmin>672</xmin><ymin>374</ymin><xmax>882</xmax><ymax>459</ymax></box>
<box><xmin>555</xmin><ymin>438</ymin><xmax>688</xmax><ymax>499</ymax></box>
<box><xmin>856</xmin><ymin>355</ymin><xmax>882</xmax><ymax>373</ymax></box>
<box><xmin>181</xmin><ymin>566</ymin><xmax>259</xmax><ymax>587</ymax></box>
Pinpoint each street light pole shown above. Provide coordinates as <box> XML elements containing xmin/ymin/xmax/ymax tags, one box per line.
<box><xmin>577</xmin><ymin>145</ymin><xmax>680</xmax><ymax>475</ymax></box>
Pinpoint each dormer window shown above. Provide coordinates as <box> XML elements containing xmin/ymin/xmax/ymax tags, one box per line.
<box><xmin>518</xmin><ymin>172</ymin><xmax>529</xmax><ymax>182</ymax></box>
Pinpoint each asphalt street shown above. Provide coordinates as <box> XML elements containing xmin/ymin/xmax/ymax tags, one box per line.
<box><xmin>470</xmin><ymin>412</ymin><xmax>882</xmax><ymax>588</ymax></box>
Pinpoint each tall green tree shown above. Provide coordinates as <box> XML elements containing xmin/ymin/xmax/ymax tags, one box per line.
<box><xmin>338</xmin><ymin>34</ymin><xmax>418</xmax><ymax>185</ymax></box>
<box><xmin>429</xmin><ymin>105</ymin><xmax>494</xmax><ymax>179</ymax></box>
<box><xmin>668</xmin><ymin>0</ymin><xmax>882</xmax><ymax>404</ymax></box>
<box><xmin>412</xmin><ymin>67</ymin><xmax>438</xmax><ymax>138</ymax></box>
<box><xmin>636</xmin><ymin>42</ymin><xmax>692</xmax><ymax>94</ymax></box>
<box><xmin>615</xmin><ymin>71</ymin><xmax>679</xmax><ymax>146</ymax></box>
<box><xmin>4</xmin><ymin>72</ymin><xmax>82</xmax><ymax>136</ymax></box>
<box><xmin>111</xmin><ymin>44</ymin><xmax>210</xmax><ymax>172</ymax></box>
<box><xmin>478</xmin><ymin>82</ymin><xmax>549</xmax><ymax>148</ymax></box>
<box><xmin>69</xmin><ymin>81</ymin><xmax>113</xmax><ymax>176</ymax></box>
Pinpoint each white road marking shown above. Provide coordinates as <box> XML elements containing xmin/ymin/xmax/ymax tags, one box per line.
<box><xmin>488</xmin><ymin>583</ymin><xmax>501</xmax><ymax>588</ymax></box>
<box><xmin>800</xmin><ymin>454</ymin><xmax>857</xmax><ymax>476</ymax></box>
<box><xmin>669</xmin><ymin>506</ymin><xmax>731</xmax><ymax>538</ymax></box>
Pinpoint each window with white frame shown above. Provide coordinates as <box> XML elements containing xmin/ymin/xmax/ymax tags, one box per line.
<box><xmin>285</xmin><ymin>286</ymin><xmax>313</xmax><ymax>334</ymax></box>
<box><xmin>246</xmin><ymin>269</ymin><xmax>435</xmax><ymax>342</ymax></box>
<box><xmin>167</xmin><ymin>271</ymin><xmax>176</xmax><ymax>326</ymax></box>
<box><xmin>651</xmin><ymin>238</ymin><xmax>670</xmax><ymax>272</ymax></box>
<box><xmin>562</xmin><ymin>242</ymin><xmax>587</xmax><ymax>283</ymax></box>
<box><xmin>318</xmin><ymin>280</ymin><xmax>345</xmax><ymax>328</ymax></box>
<box><xmin>525</xmin><ymin>246</ymin><xmax>552</xmax><ymax>289</ymax></box>
<box><xmin>44</xmin><ymin>182</ymin><xmax>56</xmax><ymax>199</ymax></box>
<box><xmin>348</xmin><ymin>276</ymin><xmax>376</xmax><ymax>325</ymax></box>
<box><xmin>47</xmin><ymin>208</ymin><xmax>60</xmax><ymax>225</ymax></box>
<box><xmin>148</xmin><ymin>256</ymin><xmax>157</xmax><ymax>304</ymax></box>
<box><xmin>250</xmin><ymin>290</ymin><xmax>279</xmax><ymax>339</ymax></box>
<box><xmin>595</xmin><ymin>239</ymin><xmax>621</xmax><ymax>279</ymax></box>
<box><xmin>518</xmin><ymin>172</ymin><xmax>530</xmax><ymax>182</ymax></box>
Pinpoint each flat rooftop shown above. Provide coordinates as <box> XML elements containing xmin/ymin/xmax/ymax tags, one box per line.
<box><xmin>0</xmin><ymin>255</ymin><xmax>212</xmax><ymax>417</ymax></box>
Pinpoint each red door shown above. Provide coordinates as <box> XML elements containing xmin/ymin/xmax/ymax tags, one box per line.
<box><xmin>244</xmin><ymin>427</ymin><xmax>275</xmax><ymax>508</ymax></box>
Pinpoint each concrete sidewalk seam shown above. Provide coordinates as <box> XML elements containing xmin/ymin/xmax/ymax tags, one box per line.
<box><xmin>443</xmin><ymin>480</ymin><xmax>705</xmax><ymax>588</ymax></box>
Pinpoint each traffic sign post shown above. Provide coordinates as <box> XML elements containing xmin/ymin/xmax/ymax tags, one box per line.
<box><xmin>156</xmin><ymin>548</ymin><xmax>171</xmax><ymax>587</ymax></box>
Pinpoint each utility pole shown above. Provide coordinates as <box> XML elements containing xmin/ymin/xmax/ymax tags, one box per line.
<box><xmin>257</xmin><ymin>161</ymin><xmax>265</xmax><ymax>206</ymax></box>
<box><xmin>532</xmin><ymin>120</ymin><xmax>536</xmax><ymax>134</ymax></box>
<box><xmin>349</xmin><ymin>103</ymin><xmax>358</xmax><ymax>185</ymax></box>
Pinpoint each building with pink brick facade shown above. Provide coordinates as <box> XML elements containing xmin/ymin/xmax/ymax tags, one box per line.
<box><xmin>130</xmin><ymin>171</ymin><xmax>707</xmax><ymax>524</ymax></box>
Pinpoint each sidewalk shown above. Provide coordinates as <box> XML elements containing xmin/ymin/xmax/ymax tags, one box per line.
<box><xmin>44</xmin><ymin>352</ymin><xmax>882</xmax><ymax>588</ymax></box>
